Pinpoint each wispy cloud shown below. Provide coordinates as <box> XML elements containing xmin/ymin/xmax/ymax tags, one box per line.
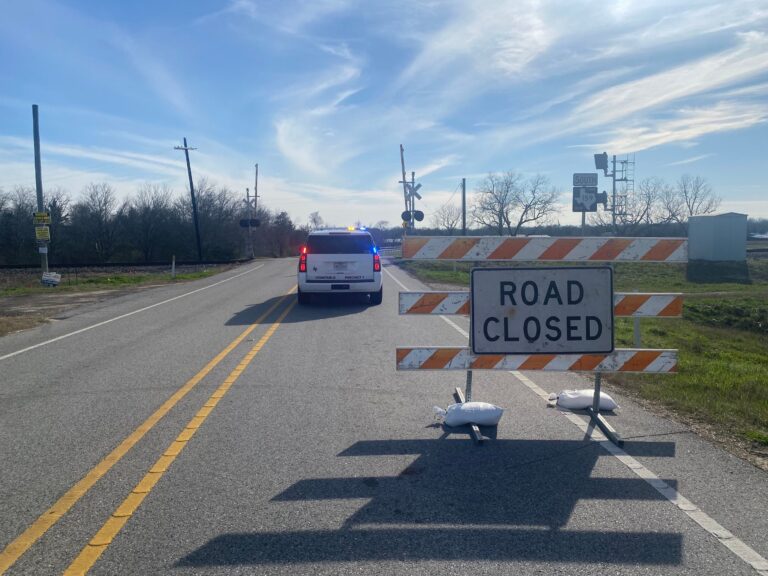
<box><xmin>400</xmin><ymin>1</ymin><xmax>553</xmax><ymax>85</ymax></box>
<box><xmin>414</xmin><ymin>155</ymin><xmax>461</xmax><ymax>178</ymax></box>
<box><xmin>220</xmin><ymin>0</ymin><xmax>351</xmax><ymax>35</ymax></box>
<box><xmin>0</xmin><ymin>136</ymin><xmax>183</xmax><ymax>177</ymax></box>
<box><xmin>665</xmin><ymin>153</ymin><xmax>716</xmax><ymax>166</ymax></box>
<box><xmin>108</xmin><ymin>30</ymin><xmax>193</xmax><ymax>117</ymax></box>
<box><xmin>602</xmin><ymin>101</ymin><xmax>768</xmax><ymax>153</ymax></box>
<box><xmin>573</xmin><ymin>32</ymin><xmax>768</xmax><ymax>126</ymax></box>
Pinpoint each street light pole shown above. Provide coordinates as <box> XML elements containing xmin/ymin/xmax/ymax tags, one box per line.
<box><xmin>174</xmin><ymin>138</ymin><xmax>203</xmax><ymax>261</ymax></box>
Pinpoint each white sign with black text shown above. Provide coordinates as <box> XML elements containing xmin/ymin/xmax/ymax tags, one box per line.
<box><xmin>573</xmin><ymin>173</ymin><xmax>598</xmax><ymax>186</ymax></box>
<box><xmin>470</xmin><ymin>267</ymin><xmax>614</xmax><ymax>355</ymax></box>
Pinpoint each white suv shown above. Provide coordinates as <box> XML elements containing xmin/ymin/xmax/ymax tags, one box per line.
<box><xmin>297</xmin><ymin>228</ymin><xmax>383</xmax><ymax>305</ymax></box>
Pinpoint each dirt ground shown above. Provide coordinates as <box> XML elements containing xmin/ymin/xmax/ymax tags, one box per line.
<box><xmin>0</xmin><ymin>264</ymin><xmax>234</xmax><ymax>338</ymax></box>
<box><xmin>0</xmin><ymin>285</ymin><xmax>170</xmax><ymax>337</ymax></box>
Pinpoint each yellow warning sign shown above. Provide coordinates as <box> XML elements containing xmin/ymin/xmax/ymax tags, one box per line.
<box><xmin>34</xmin><ymin>212</ymin><xmax>51</xmax><ymax>225</ymax></box>
<box><xmin>35</xmin><ymin>226</ymin><xmax>51</xmax><ymax>241</ymax></box>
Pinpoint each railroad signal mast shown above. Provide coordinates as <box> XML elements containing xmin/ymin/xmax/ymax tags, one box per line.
<box><xmin>594</xmin><ymin>152</ymin><xmax>635</xmax><ymax>229</ymax></box>
<box><xmin>398</xmin><ymin>145</ymin><xmax>424</xmax><ymax>233</ymax></box>
<box><xmin>240</xmin><ymin>164</ymin><xmax>261</xmax><ymax>258</ymax></box>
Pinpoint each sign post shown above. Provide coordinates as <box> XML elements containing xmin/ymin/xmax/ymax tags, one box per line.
<box><xmin>572</xmin><ymin>173</ymin><xmax>608</xmax><ymax>232</ymax></box>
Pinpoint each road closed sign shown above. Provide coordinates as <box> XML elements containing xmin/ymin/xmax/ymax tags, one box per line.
<box><xmin>470</xmin><ymin>267</ymin><xmax>614</xmax><ymax>355</ymax></box>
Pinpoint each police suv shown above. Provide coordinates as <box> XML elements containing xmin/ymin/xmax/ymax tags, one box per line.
<box><xmin>297</xmin><ymin>228</ymin><xmax>383</xmax><ymax>305</ymax></box>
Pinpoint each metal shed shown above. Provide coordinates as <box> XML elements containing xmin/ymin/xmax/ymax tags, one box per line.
<box><xmin>688</xmin><ymin>212</ymin><xmax>747</xmax><ymax>261</ymax></box>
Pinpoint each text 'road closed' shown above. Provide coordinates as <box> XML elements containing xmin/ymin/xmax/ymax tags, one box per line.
<box><xmin>471</xmin><ymin>267</ymin><xmax>614</xmax><ymax>355</ymax></box>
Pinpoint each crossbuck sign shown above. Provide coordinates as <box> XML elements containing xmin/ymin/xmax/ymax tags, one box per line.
<box><xmin>470</xmin><ymin>267</ymin><xmax>614</xmax><ymax>355</ymax></box>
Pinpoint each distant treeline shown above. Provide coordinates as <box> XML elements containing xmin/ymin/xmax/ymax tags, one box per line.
<box><xmin>0</xmin><ymin>180</ymin><xmax>305</xmax><ymax>266</ymax></box>
<box><xmin>1</xmin><ymin>178</ymin><xmax>766</xmax><ymax>266</ymax></box>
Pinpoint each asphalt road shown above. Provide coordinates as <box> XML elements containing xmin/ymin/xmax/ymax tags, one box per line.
<box><xmin>0</xmin><ymin>258</ymin><xmax>766</xmax><ymax>575</ymax></box>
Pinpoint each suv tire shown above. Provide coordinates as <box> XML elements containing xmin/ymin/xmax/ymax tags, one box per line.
<box><xmin>370</xmin><ymin>287</ymin><xmax>383</xmax><ymax>305</ymax></box>
<box><xmin>298</xmin><ymin>290</ymin><xmax>310</xmax><ymax>305</ymax></box>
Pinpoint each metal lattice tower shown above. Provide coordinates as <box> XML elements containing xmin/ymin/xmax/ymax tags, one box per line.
<box><xmin>613</xmin><ymin>154</ymin><xmax>635</xmax><ymax>217</ymax></box>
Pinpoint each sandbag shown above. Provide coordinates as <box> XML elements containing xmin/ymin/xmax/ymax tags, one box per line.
<box><xmin>552</xmin><ymin>389</ymin><xmax>618</xmax><ymax>411</ymax></box>
<box><xmin>433</xmin><ymin>402</ymin><xmax>504</xmax><ymax>426</ymax></box>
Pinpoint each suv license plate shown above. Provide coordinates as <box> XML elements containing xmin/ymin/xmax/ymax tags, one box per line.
<box><xmin>334</xmin><ymin>262</ymin><xmax>348</xmax><ymax>271</ymax></box>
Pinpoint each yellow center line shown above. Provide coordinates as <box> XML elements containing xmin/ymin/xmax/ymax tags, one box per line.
<box><xmin>0</xmin><ymin>286</ymin><xmax>296</xmax><ymax>575</ymax></box>
<box><xmin>63</xmin><ymin>299</ymin><xmax>297</xmax><ymax>575</ymax></box>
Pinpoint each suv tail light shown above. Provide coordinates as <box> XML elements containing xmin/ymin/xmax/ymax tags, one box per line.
<box><xmin>299</xmin><ymin>246</ymin><xmax>307</xmax><ymax>272</ymax></box>
<box><xmin>373</xmin><ymin>253</ymin><xmax>381</xmax><ymax>272</ymax></box>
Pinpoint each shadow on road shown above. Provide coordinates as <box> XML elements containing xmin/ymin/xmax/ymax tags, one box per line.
<box><xmin>226</xmin><ymin>293</ymin><xmax>373</xmax><ymax>326</ymax></box>
<box><xmin>178</xmin><ymin>438</ymin><xmax>681</xmax><ymax>568</ymax></box>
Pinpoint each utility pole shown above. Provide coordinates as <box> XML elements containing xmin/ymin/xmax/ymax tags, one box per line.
<box><xmin>254</xmin><ymin>163</ymin><xmax>259</xmax><ymax>210</ymax></box>
<box><xmin>461</xmin><ymin>177</ymin><xmax>467</xmax><ymax>236</ymax></box>
<box><xmin>32</xmin><ymin>104</ymin><xmax>49</xmax><ymax>273</ymax></box>
<box><xmin>245</xmin><ymin>188</ymin><xmax>255</xmax><ymax>258</ymax></box>
<box><xmin>174</xmin><ymin>138</ymin><xmax>203</xmax><ymax>261</ymax></box>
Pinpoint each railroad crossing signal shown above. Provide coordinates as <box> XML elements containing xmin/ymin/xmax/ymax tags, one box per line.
<box><xmin>401</xmin><ymin>210</ymin><xmax>424</xmax><ymax>222</ymax></box>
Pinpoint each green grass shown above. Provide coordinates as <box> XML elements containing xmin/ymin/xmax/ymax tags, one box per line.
<box><xmin>611</xmin><ymin>318</ymin><xmax>768</xmax><ymax>443</ymax></box>
<box><xmin>745</xmin><ymin>430</ymin><xmax>768</xmax><ymax>446</ymax></box>
<box><xmin>396</xmin><ymin>258</ymin><xmax>768</xmax><ymax>447</ymax></box>
<box><xmin>0</xmin><ymin>269</ymin><xmax>219</xmax><ymax>297</ymax></box>
<box><xmin>398</xmin><ymin>259</ymin><xmax>768</xmax><ymax>294</ymax></box>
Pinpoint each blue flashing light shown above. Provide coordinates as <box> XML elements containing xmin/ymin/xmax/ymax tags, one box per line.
<box><xmin>372</xmin><ymin>246</ymin><xmax>378</xmax><ymax>254</ymax></box>
<box><xmin>359</xmin><ymin>226</ymin><xmax>367</xmax><ymax>231</ymax></box>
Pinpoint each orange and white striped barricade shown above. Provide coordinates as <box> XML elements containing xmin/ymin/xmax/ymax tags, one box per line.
<box><xmin>400</xmin><ymin>292</ymin><xmax>684</xmax><ymax>318</ymax></box>
<box><xmin>401</xmin><ymin>236</ymin><xmax>687</xmax><ymax>262</ymax></box>
<box><xmin>396</xmin><ymin>236</ymin><xmax>688</xmax><ymax>446</ymax></box>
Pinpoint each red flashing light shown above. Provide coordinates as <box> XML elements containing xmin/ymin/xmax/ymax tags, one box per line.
<box><xmin>373</xmin><ymin>253</ymin><xmax>381</xmax><ymax>272</ymax></box>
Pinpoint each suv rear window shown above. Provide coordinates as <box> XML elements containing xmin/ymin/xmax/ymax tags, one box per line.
<box><xmin>307</xmin><ymin>234</ymin><xmax>373</xmax><ymax>254</ymax></box>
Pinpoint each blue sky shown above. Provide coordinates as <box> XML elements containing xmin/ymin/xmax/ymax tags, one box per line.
<box><xmin>1</xmin><ymin>0</ymin><xmax>767</xmax><ymax>227</ymax></box>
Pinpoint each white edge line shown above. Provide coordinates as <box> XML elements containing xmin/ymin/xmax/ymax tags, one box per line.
<box><xmin>0</xmin><ymin>264</ymin><xmax>265</xmax><ymax>362</ymax></box>
<box><xmin>384</xmin><ymin>266</ymin><xmax>470</xmax><ymax>338</ymax></box>
<box><xmin>386</xmin><ymin>262</ymin><xmax>768</xmax><ymax>575</ymax></box>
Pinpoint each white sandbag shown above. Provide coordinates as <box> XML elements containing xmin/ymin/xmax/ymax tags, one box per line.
<box><xmin>553</xmin><ymin>389</ymin><xmax>618</xmax><ymax>411</ymax></box>
<box><xmin>433</xmin><ymin>402</ymin><xmax>504</xmax><ymax>426</ymax></box>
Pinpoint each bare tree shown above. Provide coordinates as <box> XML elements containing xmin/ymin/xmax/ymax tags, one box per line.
<box><xmin>84</xmin><ymin>182</ymin><xmax>121</xmax><ymax>261</ymax></box>
<box><xmin>0</xmin><ymin>186</ymin><xmax>36</xmax><ymax>264</ymax></box>
<box><xmin>662</xmin><ymin>174</ymin><xmax>721</xmax><ymax>232</ymax></box>
<box><xmin>127</xmin><ymin>183</ymin><xmax>173</xmax><ymax>261</ymax></box>
<box><xmin>507</xmin><ymin>174</ymin><xmax>560</xmax><ymax>236</ymax></box>
<box><xmin>308</xmin><ymin>211</ymin><xmax>324</xmax><ymax>230</ymax></box>
<box><xmin>472</xmin><ymin>172</ymin><xmax>560</xmax><ymax>236</ymax></box>
<box><xmin>591</xmin><ymin>177</ymin><xmax>669</xmax><ymax>235</ymax></box>
<box><xmin>431</xmin><ymin>204</ymin><xmax>462</xmax><ymax>235</ymax></box>
<box><xmin>192</xmin><ymin>178</ymin><xmax>242</xmax><ymax>260</ymax></box>
<box><xmin>45</xmin><ymin>186</ymin><xmax>71</xmax><ymax>260</ymax></box>
<box><xmin>272</xmin><ymin>211</ymin><xmax>295</xmax><ymax>257</ymax></box>
<box><xmin>471</xmin><ymin>172</ymin><xmax>519</xmax><ymax>235</ymax></box>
